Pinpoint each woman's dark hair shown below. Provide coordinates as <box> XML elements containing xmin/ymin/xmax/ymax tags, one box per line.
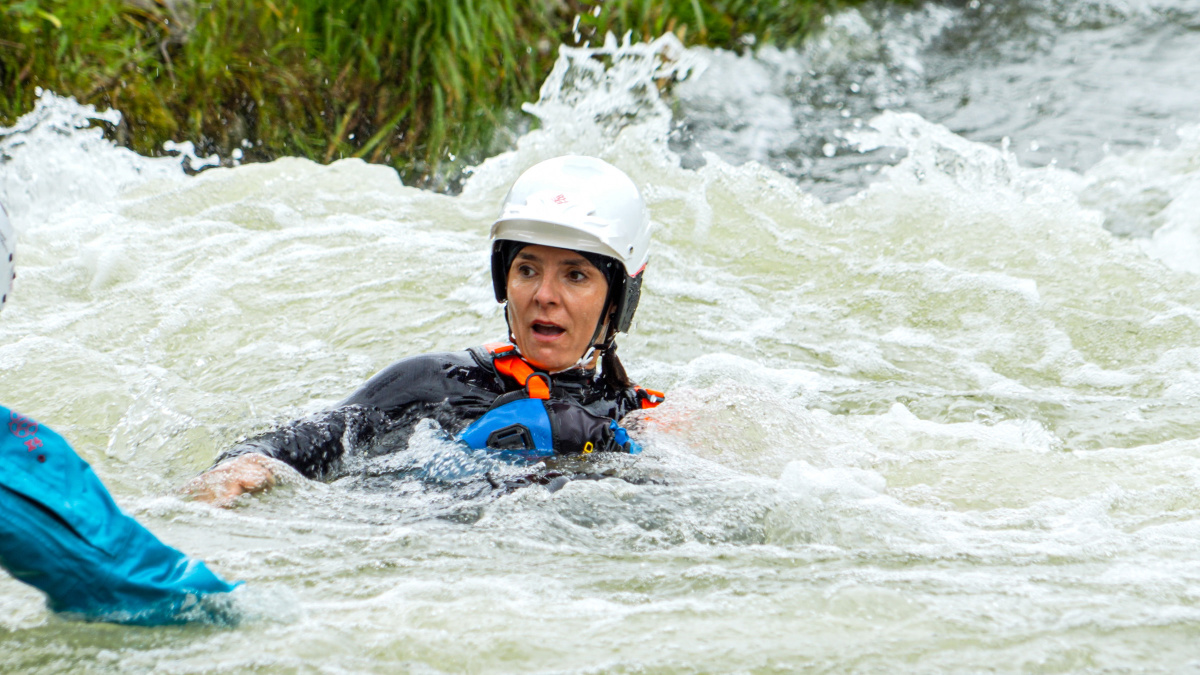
<box><xmin>600</xmin><ymin>343</ymin><xmax>633</xmax><ymax>390</ymax></box>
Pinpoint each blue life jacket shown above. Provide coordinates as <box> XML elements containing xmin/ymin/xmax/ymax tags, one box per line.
<box><xmin>457</xmin><ymin>344</ymin><xmax>650</xmax><ymax>458</ymax></box>
<box><xmin>0</xmin><ymin>405</ymin><xmax>239</xmax><ymax>625</ymax></box>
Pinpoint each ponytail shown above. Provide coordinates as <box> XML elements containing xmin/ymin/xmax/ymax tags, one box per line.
<box><xmin>600</xmin><ymin>343</ymin><xmax>633</xmax><ymax>390</ymax></box>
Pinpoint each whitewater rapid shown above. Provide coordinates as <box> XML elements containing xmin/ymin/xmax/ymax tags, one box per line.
<box><xmin>4</xmin><ymin>2</ymin><xmax>1200</xmax><ymax>672</ymax></box>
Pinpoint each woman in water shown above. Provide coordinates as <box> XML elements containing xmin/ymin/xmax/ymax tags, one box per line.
<box><xmin>188</xmin><ymin>155</ymin><xmax>664</xmax><ymax>505</ymax></box>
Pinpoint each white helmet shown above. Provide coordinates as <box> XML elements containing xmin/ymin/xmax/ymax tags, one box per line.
<box><xmin>0</xmin><ymin>204</ymin><xmax>13</xmax><ymax>315</ymax></box>
<box><xmin>490</xmin><ymin>156</ymin><xmax>651</xmax><ymax>336</ymax></box>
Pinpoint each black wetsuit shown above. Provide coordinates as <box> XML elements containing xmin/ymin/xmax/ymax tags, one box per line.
<box><xmin>216</xmin><ymin>346</ymin><xmax>646</xmax><ymax>481</ymax></box>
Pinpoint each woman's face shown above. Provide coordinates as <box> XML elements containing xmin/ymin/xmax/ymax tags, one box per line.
<box><xmin>506</xmin><ymin>244</ymin><xmax>610</xmax><ymax>372</ymax></box>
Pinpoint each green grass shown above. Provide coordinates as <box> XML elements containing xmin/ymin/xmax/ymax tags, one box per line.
<box><xmin>567</xmin><ymin>0</ymin><xmax>862</xmax><ymax>49</ymax></box>
<box><xmin>0</xmin><ymin>0</ymin><xmax>900</xmax><ymax>188</ymax></box>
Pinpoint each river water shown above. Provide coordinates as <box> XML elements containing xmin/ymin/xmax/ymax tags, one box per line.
<box><xmin>4</xmin><ymin>1</ymin><xmax>1200</xmax><ymax>672</ymax></box>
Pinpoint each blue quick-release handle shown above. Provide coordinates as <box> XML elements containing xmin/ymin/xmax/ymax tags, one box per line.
<box><xmin>459</xmin><ymin>398</ymin><xmax>640</xmax><ymax>457</ymax></box>
<box><xmin>458</xmin><ymin>397</ymin><xmax>556</xmax><ymax>457</ymax></box>
<box><xmin>610</xmin><ymin>420</ymin><xmax>641</xmax><ymax>455</ymax></box>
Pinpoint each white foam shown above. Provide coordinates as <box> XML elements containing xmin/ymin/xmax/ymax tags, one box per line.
<box><xmin>0</xmin><ymin>91</ymin><xmax>186</xmax><ymax>227</ymax></box>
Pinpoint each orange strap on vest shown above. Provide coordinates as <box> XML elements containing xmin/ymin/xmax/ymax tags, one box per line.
<box><xmin>483</xmin><ymin>342</ymin><xmax>665</xmax><ymax>407</ymax></box>
<box><xmin>484</xmin><ymin>342</ymin><xmax>551</xmax><ymax>400</ymax></box>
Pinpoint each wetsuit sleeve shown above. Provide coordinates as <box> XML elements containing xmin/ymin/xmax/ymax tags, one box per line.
<box><xmin>0</xmin><ymin>406</ymin><xmax>238</xmax><ymax>625</ymax></box>
<box><xmin>214</xmin><ymin>404</ymin><xmax>386</xmax><ymax>479</ymax></box>
<box><xmin>214</xmin><ymin>352</ymin><xmax>485</xmax><ymax>478</ymax></box>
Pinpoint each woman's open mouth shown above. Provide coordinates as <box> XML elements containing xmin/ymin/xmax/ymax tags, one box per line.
<box><xmin>531</xmin><ymin>321</ymin><xmax>566</xmax><ymax>337</ymax></box>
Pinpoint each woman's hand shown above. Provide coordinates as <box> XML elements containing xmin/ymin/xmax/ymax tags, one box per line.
<box><xmin>182</xmin><ymin>454</ymin><xmax>280</xmax><ymax>507</ymax></box>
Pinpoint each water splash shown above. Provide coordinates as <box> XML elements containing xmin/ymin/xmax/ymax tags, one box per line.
<box><xmin>0</xmin><ymin>90</ymin><xmax>185</xmax><ymax>225</ymax></box>
<box><xmin>1080</xmin><ymin>124</ymin><xmax>1200</xmax><ymax>271</ymax></box>
<box><xmin>462</xmin><ymin>32</ymin><xmax>699</xmax><ymax>203</ymax></box>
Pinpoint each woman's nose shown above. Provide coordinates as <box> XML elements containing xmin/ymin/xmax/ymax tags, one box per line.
<box><xmin>533</xmin><ymin>275</ymin><xmax>562</xmax><ymax>305</ymax></box>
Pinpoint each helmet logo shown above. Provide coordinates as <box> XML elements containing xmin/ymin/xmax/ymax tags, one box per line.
<box><xmin>524</xmin><ymin>190</ymin><xmax>597</xmax><ymax>219</ymax></box>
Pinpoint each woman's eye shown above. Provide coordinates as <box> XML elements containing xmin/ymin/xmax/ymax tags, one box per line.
<box><xmin>568</xmin><ymin>270</ymin><xmax>588</xmax><ymax>282</ymax></box>
<box><xmin>517</xmin><ymin>265</ymin><xmax>536</xmax><ymax>277</ymax></box>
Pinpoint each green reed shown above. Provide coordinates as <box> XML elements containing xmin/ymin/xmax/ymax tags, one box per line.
<box><xmin>0</xmin><ymin>0</ymin><xmax>892</xmax><ymax>188</ymax></box>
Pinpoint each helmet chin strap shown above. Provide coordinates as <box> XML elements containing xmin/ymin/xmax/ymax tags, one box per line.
<box><xmin>573</xmin><ymin>303</ymin><xmax>617</xmax><ymax>375</ymax></box>
<box><xmin>504</xmin><ymin>300</ymin><xmax>516</xmax><ymax>347</ymax></box>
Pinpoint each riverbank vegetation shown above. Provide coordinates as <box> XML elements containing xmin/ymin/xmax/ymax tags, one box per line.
<box><xmin>1</xmin><ymin>0</ymin><xmax>892</xmax><ymax>187</ymax></box>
